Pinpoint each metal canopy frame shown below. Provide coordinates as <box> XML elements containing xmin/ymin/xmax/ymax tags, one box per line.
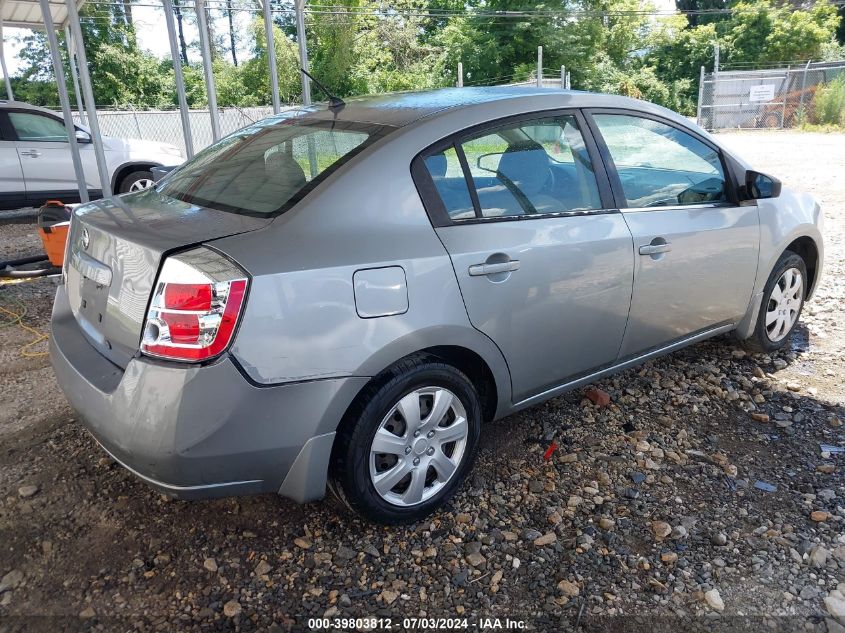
<box><xmin>0</xmin><ymin>0</ymin><xmax>312</xmax><ymax>205</ymax></box>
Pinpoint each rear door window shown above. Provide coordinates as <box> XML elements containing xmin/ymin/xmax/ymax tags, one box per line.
<box><xmin>592</xmin><ymin>114</ymin><xmax>727</xmax><ymax>208</ymax></box>
<box><xmin>159</xmin><ymin>119</ymin><xmax>392</xmax><ymax>216</ymax></box>
<box><xmin>419</xmin><ymin>115</ymin><xmax>603</xmax><ymax>220</ymax></box>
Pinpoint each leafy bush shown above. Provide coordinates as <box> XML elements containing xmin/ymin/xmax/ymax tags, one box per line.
<box><xmin>813</xmin><ymin>74</ymin><xmax>845</xmax><ymax>126</ymax></box>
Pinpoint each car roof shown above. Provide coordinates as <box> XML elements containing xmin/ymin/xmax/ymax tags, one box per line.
<box><xmin>0</xmin><ymin>100</ymin><xmax>64</xmax><ymax>116</ymax></box>
<box><xmin>297</xmin><ymin>86</ymin><xmax>674</xmax><ymax>128</ymax></box>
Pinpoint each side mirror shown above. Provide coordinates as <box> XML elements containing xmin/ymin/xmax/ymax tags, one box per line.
<box><xmin>745</xmin><ymin>170</ymin><xmax>781</xmax><ymax>200</ymax></box>
<box><xmin>75</xmin><ymin>129</ymin><xmax>91</xmax><ymax>144</ymax></box>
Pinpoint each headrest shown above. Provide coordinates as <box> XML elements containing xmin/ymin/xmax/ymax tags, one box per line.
<box><xmin>265</xmin><ymin>151</ymin><xmax>307</xmax><ymax>191</ymax></box>
<box><xmin>497</xmin><ymin>141</ymin><xmax>549</xmax><ymax>196</ymax></box>
<box><xmin>424</xmin><ymin>153</ymin><xmax>448</xmax><ymax>179</ymax></box>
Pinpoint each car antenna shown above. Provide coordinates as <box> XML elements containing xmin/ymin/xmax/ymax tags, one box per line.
<box><xmin>300</xmin><ymin>68</ymin><xmax>345</xmax><ymax>109</ymax></box>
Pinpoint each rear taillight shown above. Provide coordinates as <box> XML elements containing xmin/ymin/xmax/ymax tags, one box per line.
<box><xmin>141</xmin><ymin>248</ymin><xmax>249</xmax><ymax>362</ymax></box>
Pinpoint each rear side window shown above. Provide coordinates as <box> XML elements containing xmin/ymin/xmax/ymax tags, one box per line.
<box><xmin>422</xmin><ymin>147</ymin><xmax>475</xmax><ymax>220</ymax></box>
<box><xmin>421</xmin><ymin>115</ymin><xmax>602</xmax><ymax>220</ymax></box>
<box><xmin>593</xmin><ymin>114</ymin><xmax>727</xmax><ymax>208</ymax></box>
<box><xmin>159</xmin><ymin>119</ymin><xmax>392</xmax><ymax>216</ymax></box>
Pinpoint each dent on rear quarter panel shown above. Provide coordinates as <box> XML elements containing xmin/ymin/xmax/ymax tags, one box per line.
<box><xmin>208</xmin><ymin>126</ymin><xmax>511</xmax><ymax>410</ymax></box>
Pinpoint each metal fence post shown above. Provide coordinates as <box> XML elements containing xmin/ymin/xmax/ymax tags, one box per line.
<box><xmin>64</xmin><ymin>25</ymin><xmax>86</xmax><ymax>125</ymax></box>
<box><xmin>457</xmin><ymin>62</ymin><xmax>463</xmax><ymax>88</ymax></box>
<box><xmin>132</xmin><ymin>106</ymin><xmax>143</xmax><ymax>138</ymax></box>
<box><xmin>798</xmin><ymin>59</ymin><xmax>812</xmax><ymax>123</ymax></box>
<box><xmin>39</xmin><ymin>0</ymin><xmax>88</xmax><ymax>202</ymax></box>
<box><xmin>162</xmin><ymin>0</ymin><xmax>194</xmax><ymax>158</ymax></box>
<box><xmin>696</xmin><ymin>65</ymin><xmax>705</xmax><ymax>128</ymax></box>
<box><xmin>65</xmin><ymin>0</ymin><xmax>112</xmax><ymax>197</ymax></box>
<box><xmin>262</xmin><ymin>0</ymin><xmax>281</xmax><ymax>113</ymax></box>
<box><xmin>295</xmin><ymin>0</ymin><xmax>311</xmax><ymax>105</ymax></box>
<box><xmin>195</xmin><ymin>0</ymin><xmax>221</xmax><ymax>142</ymax></box>
<box><xmin>0</xmin><ymin>17</ymin><xmax>14</xmax><ymax>100</ymax></box>
<box><xmin>781</xmin><ymin>66</ymin><xmax>790</xmax><ymax>128</ymax></box>
<box><xmin>536</xmin><ymin>46</ymin><xmax>543</xmax><ymax>88</ymax></box>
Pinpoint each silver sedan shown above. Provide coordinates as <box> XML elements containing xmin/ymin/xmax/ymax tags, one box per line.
<box><xmin>50</xmin><ymin>87</ymin><xmax>824</xmax><ymax>524</ymax></box>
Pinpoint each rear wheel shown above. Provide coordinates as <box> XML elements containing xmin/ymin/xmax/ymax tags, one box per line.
<box><xmin>742</xmin><ymin>250</ymin><xmax>807</xmax><ymax>353</ymax></box>
<box><xmin>118</xmin><ymin>170</ymin><xmax>155</xmax><ymax>194</ymax></box>
<box><xmin>331</xmin><ymin>355</ymin><xmax>481</xmax><ymax>524</ymax></box>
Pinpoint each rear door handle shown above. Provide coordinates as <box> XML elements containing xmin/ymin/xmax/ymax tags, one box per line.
<box><xmin>468</xmin><ymin>260</ymin><xmax>520</xmax><ymax>276</ymax></box>
<box><xmin>639</xmin><ymin>242</ymin><xmax>672</xmax><ymax>256</ymax></box>
<box><xmin>20</xmin><ymin>150</ymin><xmax>41</xmax><ymax>158</ymax></box>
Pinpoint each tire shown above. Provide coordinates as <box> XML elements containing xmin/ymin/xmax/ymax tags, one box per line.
<box><xmin>742</xmin><ymin>250</ymin><xmax>807</xmax><ymax>353</ymax></box>
<box><xmin>118</xmin><ymin>170</ymin><xmax>155</xmax><ymax>194</ymax></box>
<box><xmin>331</xmin><ymin>354</ymin><xmax>482</xmax><ymax>525</ymax></box>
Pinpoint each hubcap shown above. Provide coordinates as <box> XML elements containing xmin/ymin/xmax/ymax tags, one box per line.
<box><xmin>765</xmin><ymin>267</ymin><xmax>803</xmax><ymax>342</ymax></box>
<box><xmin>369</xmin><ymin>387</ymin><xmax>468</xmax><ymax>507</ymax></box>
<box><xmin>128</xmin><ymin>178</ymin><xmax>155</xmax><ymax>192</ymax></box>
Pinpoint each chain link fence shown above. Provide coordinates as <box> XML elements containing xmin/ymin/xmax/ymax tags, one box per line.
<box><xmin>63</xmin><ymin>77</ymin><xmax>574</xmax><ymax>154</ymax></box>
<box><xmin>697</xmin><ymin>61</ymin><xmax>845</xmax><ymax>131</ymax></box>
<box><xmin>66</xmin><ymin>105</ymin><xmax>288</xmax><ymax>155</ymax></box>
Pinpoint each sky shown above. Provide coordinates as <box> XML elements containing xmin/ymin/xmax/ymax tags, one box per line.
<box><xmin>1</xmin><ymin>0</ymin><xmax>678</xmax><ymax>77</ymax></box>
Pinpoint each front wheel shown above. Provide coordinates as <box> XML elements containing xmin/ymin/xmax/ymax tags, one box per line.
<box><xmin>742</xmin><ymin>250</ymin><xmax>807</xmax><ymax>352</ymax></box>
<box><xmin>331</xmin><ymin>355</ymin><xmax>481</xmax><ymax>525</ymax></box>
<box><xmin>118</xmin><ymin>170</ymin><xmax>155</xmax><ymax>194</ymax></box>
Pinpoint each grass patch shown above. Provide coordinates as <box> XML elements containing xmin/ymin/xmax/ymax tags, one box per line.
<box><xmin>812</xmin><ymin>74</ymin><xmax>845</xmax><ymax>126</ymax></box>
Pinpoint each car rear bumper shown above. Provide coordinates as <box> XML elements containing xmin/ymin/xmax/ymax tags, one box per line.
<box><xmin>50</xmin><ymin>285</ymin><xmax>367</xmax><ymax>502</ymax></box>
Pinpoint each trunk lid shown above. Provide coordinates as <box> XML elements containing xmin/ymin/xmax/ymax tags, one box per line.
<box><xmin>65</xmin><ymin>189</ymin><xmax>270</xmax><ymax>368</ymax></box>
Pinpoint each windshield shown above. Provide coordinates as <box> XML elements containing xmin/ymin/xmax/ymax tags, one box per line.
<box><xmin>158</xmin><ymin>118</ymin><xmax>393</xmax><ymax>216</ymax></box>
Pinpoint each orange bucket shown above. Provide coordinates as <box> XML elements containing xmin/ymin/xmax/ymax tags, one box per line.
<box><xmin>37</xmin><ymin>201</ymin><xmax>72</xmax><ymax>268</ymax></box>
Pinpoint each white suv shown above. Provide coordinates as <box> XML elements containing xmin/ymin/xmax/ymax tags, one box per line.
<box><xmin>0</xmin><ymin>101</ymin><xmax>183</xmax><ymax>210</ymax></box>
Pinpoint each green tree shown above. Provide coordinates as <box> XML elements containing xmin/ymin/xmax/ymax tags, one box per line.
<box><xmin>723</xmin><ymin>0</ymin><xmax>839</xmax><ymax>65</ymax></box>
<box><xmin>233</xmin><ymin>18</ymin><xmax>302</xmax><ymax>105</ymax></box>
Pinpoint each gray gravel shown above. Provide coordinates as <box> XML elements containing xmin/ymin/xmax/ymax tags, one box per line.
<box><xmin>0</xmin><ymin>131</ymin><xmax>843</xmax><ymax>632</ymax></box>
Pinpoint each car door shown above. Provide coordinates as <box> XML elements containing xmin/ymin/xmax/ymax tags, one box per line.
<box><xmin>413</xmin><ymin>111</ymin><xmax>634</xmax><ymax>403</ymax></box>
<box><xmin>586</xmin><ymin>110</ymin><xmax>759</xmax><ymax>359</ymax></box>
<box><xmin>6</xmin><ymin>109</ymin><xmax>101</xmax><ymax>202</ymax></box>
<box><xmin>0</xmin><ymin>119</ymin><xmax>26</xmax><ymax>209</ymax></box>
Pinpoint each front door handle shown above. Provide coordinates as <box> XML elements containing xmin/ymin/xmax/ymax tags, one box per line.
<box><xmin>639</xmin><ymin>241</ymin><xmax>672</xmax><ymax>256</ymax></box>
<box><xmin>20</xmin><ymin>150</ymin><xmax>42</xmax><ymax>158</ymax></box>
<box><xmin>468</xmin><ymin>260</ymin><xmax>520</xmax><ymax>276</ymax></box>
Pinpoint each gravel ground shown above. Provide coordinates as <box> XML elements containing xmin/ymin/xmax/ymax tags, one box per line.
<box><xmin>0</xmin><ymin>132</ymin><xmax>843</xmax><ymax>633</ymax></box>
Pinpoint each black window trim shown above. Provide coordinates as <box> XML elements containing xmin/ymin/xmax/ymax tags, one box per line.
<box><xmin>453</xmin><ymin>142</ymin><xmax>482</xmax><ymax>219</ymax></box>
<box><xmin>582</xmin><ymin>107</ymin><xmax>741</xmax><ymax>210</ymax></box>
<box><xmin>411</xmin><ymin>108</ymin><xmax>618</xmax><ymax>228</ymax></box>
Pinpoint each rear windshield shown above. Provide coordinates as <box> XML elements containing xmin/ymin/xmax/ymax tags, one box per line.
<box><xmin>158</xmin><ymin>118</ymin><xmax>393</xmax><ymax>216</ymax></box>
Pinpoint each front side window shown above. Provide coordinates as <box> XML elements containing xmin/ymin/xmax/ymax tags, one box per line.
<box><xmin>421</xmin><ymin>115</ymin><xmax>602</xmax><ymax>220</ymax></box>
<box><xmin>159</xmin><ymin>118</ymin><xmax>390</xmax><ymax>216</ymax></box>
<box><xmin>10</xmin><ymin>112</ymin><xmax>69</xmax><ymax>142</ymax></box>
<box><xmin>593</xmin><ymin>114</ymin><xmax>727</xmax><ymax>208</ymax></box>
